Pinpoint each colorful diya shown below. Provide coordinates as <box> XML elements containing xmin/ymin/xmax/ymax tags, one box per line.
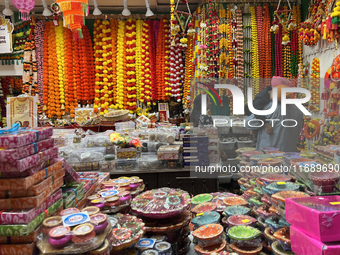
<box><xmin>191</xmin><ymin>194</ymin><xmax>213</xmax><ymax>205</ymax></box>
<box><xmin>192</xmin><ymin>224</ymin><xmax>224</xmax><ymax>248</ymax></box>
<box><xmin>282</xmin><ymin>152</ymin><xmax>301</xmax><ymax>165</ymax></box>
<box><xmin>257</xmin><ymin>217</ymin><xmax>268</xmax><ymax>232</ymax></box>
<box><xmin>256</xmin><ymin>206</ymin><xmax>274</xmax><ymax>220</ymax></box>
<box><xmin>229</xmin><ymin>243</ymin><xmax>263</xmax><ymax>255</ymax></box>
<box><xmin>224</xmin><ymin>205</ymin><xmax>251</xmax><ymax>217</ymax></box>
<box><xmin>249</xmin><ymin>197</ymin><xmax>265</xmax><ymax>208</ymax></box>
<box><xmin>260</xmin><ymin>196</ymin><xmax>272</xmax><ymax>206</ymax></box>
<box><xmin>227</xmin><ymin>215</ymin><xmax>257</xmax><ymax>227</ymax></box>
<box><xmin>273</xmin><ymin>228</ymin><xmax>291</xmax><ymax>251</ymax></box>
<box><xmin>194</xmin><ymin>239</ymin><xmax>227</xmax><ymax>255</ymax></box>
<box><xmin>228</xmin><ymin>226</ymin><xmax>261</xmax><ymax>241</ymax></box>
<box><xmin>242</xmin><ymin>151</ymin><xmax>263</xmax><ymax>161</ymax></box>
<box><xmin>236</xmin><ymin>147</ymin><xmax>256</xmax><ymax>155</ymax></box>
<box><xmin>260</xmin><ymin>174</ymin><xmax>291</xmax><ymax>185</ymax></box>
<box><xmin>262</xmin><ymin>147</ymin><xmax>279</xmax><ymax>153</ymax></box>
<box><xmin>309</xmin><ymin>171</ymin><xmax>340</xmax><ymax>193</ymax></box>
<box><xmin>265</xmin><ymin>182</ymin><xmax>300</xmax><ymax>195</ymax></box>
<box><xmin>265</xmin><ymin>217</ymin><xmax>284</xmax><ymax>233</ymax></box>
<box><xmin>191</xmin><ymin>211</ymin><xmax>221</xmax><ymax>230</ymax></box>
<box><xmin>191</xmin><ymin>202</ymin><xmax>217</xmax><ymax>214</ymax></box>
<box><xmin>264</xmin><ymin>227</ymin><xmax>277</xmax><ymax>246</ymax></box>
<box><xmin>271</xmin><ymin>191</ymin><xmax>309</xmax><ymax>208</ymax></box>
<box><xmin>223</xmin><ymin>197</ymin><xmax>248</xmax><ymax>207</ymax></box>
<box><xmin>271</xmin><ymin>241</ymin><xmax>295</xmax><ymax>255</ymax></box>
<box><xmin>250</xmin><ymin>154</ymin><xmax>272</xmax><ymax>164</ymax></box>
<box><xmin>257</xmin><ymin>158</ymin><xmax>283</xmax><ymax>166</ymax></box>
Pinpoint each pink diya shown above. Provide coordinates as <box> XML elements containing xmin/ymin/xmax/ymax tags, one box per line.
<box><xmin>261</xmin><ymin>196</ymin><xmax>272</xmax><ymax>206</ymax></box>
<box><xmin>223</xmin><ymin>197</ymin><xmax>248</xmax><ymax>207</ymax></box>
<box><xmin>256</xmin><ymin>206</ymin><xmax>274</xmax><ymax>220</ymax></box>
<box><xmin>309</xmin><ymin>171</ymin><xmax>340</xmax><ymax>193</ymax></box>
<box><xmin>191</xmin><ymin>202</ymin><xmax>217</xmax><ymax>214</ymax></box>
<box><xmin>260</xmin><ymin>174</ymin><xmax>291</xmax><ymax>185</ymax></box>
<box><xmin>229</xmin><ymin>243</ymin><xmax>263</xmax><ymax>255</ymax></box>
<box><xmin>227</xmin><ymin>215</ymin><xmax>257</xmax><ymax>227</ymax></box>
<box><xmin>194</xmin><ymin>239</ymin><xmax>227</xmax><ymax>255</ymax></box>
<box><xmin>258</xmin><ymin>158</ymin><xmax>282</xmax><ymax>166</ymax></box>
<box><xmin>49</xmin><ymin>226</ymin><xmax>70</xmax><ymax>239</ymax></box>
<box><xmin>112</xmin><ymin>228</ymin><xmax>132</xmax><ymax>241</ymax></box>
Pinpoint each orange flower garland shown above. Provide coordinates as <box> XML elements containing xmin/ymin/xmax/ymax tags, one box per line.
<box><xmin>83</xmin><ymin>26</ymin><xmax>95</xmax><ymax>105</ymax></box>
<box><xmin>65</xmin><ymin>29</ymin><xmax>76</xmax><ymax>118</ymax></box>
<box><xmin>305</xmin><ymin>119</ymin><xmax>321</xmax><ymax>140</ymax></box>
<box><xmin>141</xmin><ymin>21</ymin><xmax>152</xmax><ymax>105</ymax></box>
<box><xmin>156</xmin><ymin>18</ymin><xmax>166</xmax><ymax>101</ymax></box>
<box><xmin>136</xmin><ymin>19</ymin><xmax>143</xmax><ymax>101</ymax></box>
<box><xmin>42</xmin><ymin>22</ymin><xmax>51</xmax><ymax>113</ymax></box>
<box><xmin>47</xmin><ymin>22</ymin><xmax>58</xmax><ymax>118</ymax></box>
<box><xmin>110</xmin><ymin>19</ymin><xmax>118</xmax><ymax>106</ymax></box>
<box><xmin>93</xmin><ymin>19</ymin><xmax>102</xmax><ymax>113</ymax></box>
<box><xmin>55</xmin><ymin>24</ymin><xmax>65</xmax><ymax>118</ymax></box>
<box><xmin>125</xmin><ymin>19</ymin><xmax>137</xmax><ymax>113</ymax></box>
<box><xmin>63</xmin><ymin>27</ymin><xmax>70</xmax><ymax>113</ymax></box>
<box><xmin>164</xmin><ymin>20</ymin><xmax>171</xmax><ymax>99</ymax></box>
<box><xmin>73</xmin><ymin>39</ymin><xmax>81</xmax><ymax>107</ymax></box>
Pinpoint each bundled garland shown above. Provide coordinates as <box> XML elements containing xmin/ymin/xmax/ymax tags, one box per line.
<box><xmin>250</xmin><ymin>6</ymin><xmax>259</xmax><ymax>98</ymax></box>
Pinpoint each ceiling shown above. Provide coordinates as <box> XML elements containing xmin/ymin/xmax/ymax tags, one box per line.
<box><xmin>0</xmin><ymin>0</ymin><xmax>200</xmax><ymax>14</ymax></box>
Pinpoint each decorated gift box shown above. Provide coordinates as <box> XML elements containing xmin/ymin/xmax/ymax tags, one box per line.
<box><xmin>62</xmin><ymin>182</ymin><xmax>85</xmax><ymax>208</ymax></box>
<box><xmin>0</xmin><ymin>159</ymin><xmax>52</xmax><ymax>178</ymax></box>
<box><xmin>0</xmin><ymin>178</ymin><xmax>63</xmax><ymax>209</ymax></box>
<box><xmin>0</xmin><ymin>146</ymin><xmax>58</xmax><ymax>172</ymax></box>
<box><xmin>0</xmin><ymin>189</ymin><xmax>62</xmax><ymax>225</ymax></box>
<box><xmin>57</xmin><ymin>158</ymin><xmax>80</xmax><ymax>183</ymax></box>
<box><xmin>286</xmin><ymin>196</ymin><xmax>340</xmax><ymax>242</ymax></box>
<box><xmin>0</xmin><ymin>127</ymin><xmax>53</xmax><ymax>149</ymax></box>
<box><xmin>157</xmin><ymin>145</ymin><xmax>180</xmax><ymax>160</ymax></box>
<box><xmin>0</xmin><ymin>138</ymin><xmax>54</xmax><ymax>162</ymax></box>
<box><xmin>0</xmin><ymin>198</ymin><xmax>63</xmax><ymax>236</ymax></box>
<box><xmin>0</xmin><ymin>159</ymin><xmax>62</xmax><ymax>190</ymax></box>
<box><xmin>0</xmin><ymin>169</ymin><xmax>65</xmax><ymax>199</ymax></box>
<box><xmin>0</xmin><ymin>226</ymin><xmax>41</xmax><ymax>244</ymax></box>
<box><xmin>0</xmin><ymin>242</ymin><xmax>36</xmax><ymax>255</ymax></box>
<box><xmin>291</xmin><ymin>225</ymin><xmax>340</xmax><ymax>255</ymax></box>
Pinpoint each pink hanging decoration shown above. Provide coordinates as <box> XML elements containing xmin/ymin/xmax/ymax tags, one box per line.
<box><xmin>12</xmin><ymin>0</ymin><xmax>35</xmax><ymax>21</ymax></box>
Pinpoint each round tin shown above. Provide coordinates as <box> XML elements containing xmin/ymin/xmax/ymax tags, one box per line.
<box><xmin>60</xmin><ymin>207</ymin><xmax>79</xmax><ymax>216</ymax></box>
<box><xmin>154</xmin><ymin>242</ymin><xmax>171</xmax><ymax>255</ymax></box>
<box><xmin>72</xmin><ymin>223</ymin><xmax>96</xmax><ymax>243</ymax></box>
<box><xmin>82</xmin><ymin>206</ymin><xmax>100</xmax><ymax>216</ymax></box>
<box><xmin>49</xmin><ymin>226</ymin><xmax>70</xmax><ymax>239</ymax></box>
<box><xmin>101</xmin><ymin>190</ymin><xmax>118</xmax><ymax>199</ymax></box>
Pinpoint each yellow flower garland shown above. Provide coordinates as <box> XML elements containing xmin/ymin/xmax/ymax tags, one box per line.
<box><xmin>115</xmin><ymin>20</ymin><xmax>125</xmax><ymax>109</ymax></box>
<box><xmin>55</xmin><ymin>24</ymin><xmax>65</xmax><ymax>117</ymax></box>
<box><xmin>136</xmin><ymin>19</ymin><xmax>143</xmax><ymax>101</ymax></box>
<box><xmin>250</xmin><ymin>6</ymin><xmax>259</xmax><ymax>99</ymax></box>
<box><xmin>141</xmin><ymin>21</ymin><xmax>152</xmax><ymax>106</ymax></box>
<box><xmin>93</xmin><ymin>19</ymin><xmax>102</xmax><ymax>113</ymax></box>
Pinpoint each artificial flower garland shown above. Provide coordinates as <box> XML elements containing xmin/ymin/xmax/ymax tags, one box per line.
<box><xmin>93</xmin><ymin>20</ymin><xmax>102</xmax><ymax>113</ymax></box>
<box><xmin>141</xmin><ymin>21</ymin><xmax>152</xmax><ymax>105</ymax></box>
<box><xmin>148</xmin><ymin>20</ymin><xmax>158</xmax><ymax>102</ymax></box>
<box><xmin>110</xmin><ymin>19</ymin><xmax>118</xmax><ymax>105</ymax></box>
<box><xmin>55</xmin><ymin>24</ymin><xmax>65</xmax><ymax>117</ymax></box>
<box><xmin>236</xmin><ymin>9</ymin><xmax>244</xmax><ymax>90</ymax></box>
<box><xmin>156</xmin><ymin>18</ymin><xmax>166</xmax><ymax>101</ymax></box>
<box><xmin>183</xmin><ymin>25</ymin><xmax>195</xmax><ymax>108</ymax></box>
<box><xmin>116</xmin><ymin>20</ymin><xmax>126</xmax><ymax>109</ymax></box>
<box><xmin>135</xmin><ymin>19</ymin><xmax>143</xmax><ymax>101</ymax></box>
<box><xmin>250</xmin><ymin>6</ymin><xmax>259</xmax><ymax>98</ymax></box>
<box><xmin>310</xmin><ymin>58</ymin><xmax>320</xmax><ymax>112</ymax></box>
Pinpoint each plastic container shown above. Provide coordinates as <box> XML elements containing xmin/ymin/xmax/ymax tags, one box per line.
<box><xmin>237</xmin><ymin>139</ymin><xmax>253</xmax><ymax>149</ymax></box>
<box><xmin>117</xmin><ymin>147</ymin><xmax>137</xmax><ymax>159</ymax></box>
<box><xmin>138</xmin><ymin>154</ymin><xmax>165</xmax><ymax>171</ymax></box>
<box><xmin>231</xmin><ymin>121</ymin><xmax>250</xmax><ymax>135</ymax></box>
<box><xmin>115</xmin><ymin>121</ymin><xmax>135</xmax><ymax>132</ymax></box>
<box><xmin>157</xmin><ymin>145</ymin><xmax>180</xmax><ymax>160</ymax></box>
<box><xmin>116</xmin><ymin>158</ymin><xmax>138</xmax><ymax>172</ymax></box>
<box><xmin>220</xmin><ymin>138</ymin><xmax>236</xmax><ymax>151</ymax></box>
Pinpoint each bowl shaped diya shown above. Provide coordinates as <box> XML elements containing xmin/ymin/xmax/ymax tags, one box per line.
<box><xmin>236</xmin><ymin>147</ymin><xmax>256</xmax><ymax>155</ymax></box>
<box><xmin>276</xmin><ymin>204</ymin><xmax>286</xmax><ymax>219</ymax></box>
<box><xmin>271</xmin><ymin>241</ymin><xmax>295</xmax><ymax>255</ymax></box>
<box><xmin>227</xmin><ymin>215</ymin><xmax>257</xmax><ymax>228</ymax></box>
<box><xmin>257</xmin><ymin>158</ymin><xmax>283</xmax><ymax>167</ymax></box>
<box><xmin>264</xmin><ymin>227</ymin><xmax>277</xmax><ymax>246</ymax></box>
<box><xmin>249</xmin><ymin>197</ymin><xmax>265</xmax><ymax>209</ymax></box>
<box><xmin>242</xmin><ymin>151</ymin><xmax>263</xmax><ymax>162</ymax></box>
<box><xmin>238</xmin><ymin>178</ymin><xmax>248</xmax><ymax>186</ymax></box>
<box><xmin>191</xmin><ymin>202</ymin><xmax>217</xmax><ymax>215</ymax></box>
<box><xmin>228</xmin><ymin>226</ymin><xmax>261</xmax><ymax>241</ymax></box>
<box><xmin>253</xmin><ymin>187</ymin><xmax>263</xmax><ymax>196</ymax></box>
<box><xmin>261</xmin><ymin>186</ymin><xmax>273</xmax><ymax>201</ymax></box>
<box><xmin>81</xmin><ymin>206</ymin><xmax>101</xmax><ymax>216</ymax></box>
<box><xmin>250</xmin><ymin>178</ymin><xmax>257</xmax><ymax>187</ymax></box>
<box><xmin>244</xmin><ymin>183</ymin><xmax>254</xmax><ymax>190</ymax></box>
<box><xmin>279</xmin><ymin>218</ymin><xmax>290</xmax><ymax>228</ymax></box>
<box><xmin>71</xmin><ymin>223</ymin><xmax>96</xmax><ymax>243</ymax></box>
<box><xmin>260</xmin><ymin>196</ymin><xmax>272</xmax><ymax>206</ymax></box>
<box><xmin>309</xmin><ymin>171</ymin><xmax>340</xmax><ymax>193</ymax></box>
<box><xmin>257</xmin><ymin>217</ymin><xmax>268</xmax><ymax>232</ymax></box>
<box><xmin>223</xmin><ymin>196</ymin><xmax>248</xmax><ymax>207</ymax></box>
<box><xmin>262</xmin><ymin>147</ymin><xmax>279</xmax><ymax>153</ymax></box>
<box><xmin>250</xmin><ymin>154</ymin><xmax>272</xmax><ymax>165</ymax></box>
<box><xmin>42</xmin><ymin>216</ymin><xmax>62</xmax><ymax>235</ymax></box>
<box><xmin>191</xmin><ymin>211</ymin><xmax>221</xmax><ymax>230</ymax></box>
<box><xmin>256</xmin><ymin>206</ymin><xmax>273</xmax><ymax>220</ymax></box>
<box><xmin>265</xmin><ymin>182</ymin><xmax>300</xmax><ymax>195</ymax></box>
<box><xmin>271</xmin><ymin>191</ymin><xmax>309</xmax><ymax>208</ymax></box>
<box><xmin>260</xmin><ymin>174</ymin><xmax>291</xmax><ymax>185</ymax></box>
<box><xmin>194</xmin><ymin>239</ymin><xmax>227</xmax><ymax>255</ymax></box>
<box><xmin>228</xmin><ymin>243</ymin><xmax>263</xmax><ymax>255</ymax></box>
<box><xmin>60</xmin><ymin>207</ymin><xmax>79</xmax><ymax>217</ymax></box>
<box><xmin>192</xmin><ymin>224</ymin><xmax>224</xmax><ymax>248</ymax></box>
<box><xmin>282</xmin><ymin>152</ymin><xmax>301</xmax><ymax>165</ymax></box>
<box><xmin>265</xmin><ymin>217</ymin><xmax>283</xmax><ymax>233</ymax></box>
<box><xmin>131</xmin><ymin>188</ymin><xmax>190</xmax><ymax>219</ymax></box>
<box><xmin>191</xmin><ymin>194</ymin><xmax>213</xmax><ymax>205</ymax></box>
<box><xmin>224</xmin><ymin>205</ymin><xmax>251</xmax><ymax>217</ymax></box>
<box><xmin>255</xmin><ymin>178</ymin><xmax>266</xmax><ymax>188</ymax></box>
<box><xmin>269</xmin><ymin>206</ymin><xmax>280</xmax><ymax>217</ymax></box>
<box><xmin>273</xmin><ymin>228</ymin><xmax>291</xmax><ymax>251</ymax></box>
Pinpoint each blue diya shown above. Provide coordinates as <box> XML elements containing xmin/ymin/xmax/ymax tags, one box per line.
<box><xmin>191</xmin><ymin>211</ymin><xmax>221</xmax><ymax>230</ymax></box>
<box><xmin>224</xmin><ymin>206</ymin><xmax>251</xmax><ymax>217</ymax></box>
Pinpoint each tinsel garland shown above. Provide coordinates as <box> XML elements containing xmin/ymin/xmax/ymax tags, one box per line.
<box><xmin>34</xmin><ymin>20</ymin><xmax>46</xmax><ymax>113</ymax></box>
<box><xmin>141</xmin><ymin>21</ymin><xmax>152</xmax><ymax>105</ymax></box>
<box><xmin>125</xmin><ymin>19</ymin><xmax>137</xmax><ymax>113</ymax></box>
<box><xmin>194</xmin><ymin>7</ymin><xmax>200</xmax><ymax>79</ymax></box>
<box><xmin>55</xmin><ymin>24</ymin><xmax>65</xmax><ymax>118</ymax></box>
<box><xmin>199</xmin><ymin>5</ymin><xmax>208</xmax><ymax>78</ymax></box>
<box><xmin>250</xmin><ymin>6</ymin><xmax>259</xmax><ymax>98</ymax></box>
<box><xmin>207</xmin><ymin>0</ymin><xmax>218</xmax><ymax>78</ymax></box>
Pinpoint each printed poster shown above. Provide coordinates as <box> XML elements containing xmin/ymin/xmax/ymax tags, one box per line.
<box><xmin>7</xmin><ymin>96</ymin><xmax>38</xmax><ymax>128</ymax></box>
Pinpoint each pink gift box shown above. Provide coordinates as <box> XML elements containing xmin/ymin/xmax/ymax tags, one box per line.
<box><xmin>286</xmin><ymin>196</ymin><xmax>340</xmax><ymax>242</ymax></box>
<box><xmin>0</xmin><ymin>146</ymin><xmax>58</xmax><ymax>172</ymax></box>
<box><xmin>0</xmin><ymin>138</ymin><xmax>54</xmax><ymax>162</ymax></box>
<box><xmin>0</xmin><ymin>160</ymin><xmax>51</xmax><ymax>178</ymax></box>
<box><xmin>0</xmin><ymin>189</ymin><xmax>62</xmax><ymax>225</ymax></box>
<box><xmin>0</xmin><ymin>127</ymin><xmax>53</xmax><ymax>149</ymax></box>
<box><xmin>291</xmin><ymin>225</ymin><xmax>340</xmax><ymax>255</ymax></box>
<box><xmin>51</xmin><ymin>158</ymin><xmax>80</xmax><ymax>183</ymax></box>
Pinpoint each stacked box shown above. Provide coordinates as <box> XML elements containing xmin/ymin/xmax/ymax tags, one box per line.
<box><xmin>0</xmin><ymin>127</ymin><xmax>65</xmax><ymax>254</ymax></box>
<box><xmin>62</xmin><ymin>182</ymin><xmax>85</xmax><ymax>208</ymax></box>
<box><xmin>182</xmin><ymin>136</ymin><xmax>210</xmax><ymax>168</ymax></box>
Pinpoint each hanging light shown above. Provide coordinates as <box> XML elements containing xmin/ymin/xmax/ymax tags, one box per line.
<box><xmin>145</xmin><ymin>0</ymin><xmax>154</xmax><ymax>17</ymax></box>
<box><xmin>122</xmin><ymin>0</ymin><xmax>131</xmax><ymax>16</ymax></box>
<box><xmin>42</xmin><ymin>0</ymin><xmax>52</xmax><ymax>16</ymax></box>
<box><xmin>92</xmin><ymin>0</ymin><xmax>102</xmax><ymax>16</ymax></box>
<box><xmin>3</xmin><ymin>0</ymin><xmax>14</xmax><ymax>16</ymax></box>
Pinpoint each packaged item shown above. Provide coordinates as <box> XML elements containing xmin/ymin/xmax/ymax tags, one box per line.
<box><xmin>139</xmin><ymin>154</ymin><xmax>165</xmax><ymax>170</ymax></box>
<box><xmin>57</xmin><ymin>158</ymin><xmax>81</xmax><ymax>183</ymax></box>
<box><xmin>0</xmin><ymin>126</ymin><xmax>53</xmax><ymax>149</ymax></box>
<box><xmin>0</xmin><ymin>226</ymin><xmax>41</xmax><ymax>244</ymax></box>
<box><xmin>117</xmin><ymin>147</ymin><xmax>137</xmax><ymax>159</ymax></box>
<box><xmin>0</xmin><ymin>138</ymin><xmax>54</xmax><ymax>162</ymax></box>
<box><xmin>84</xmin><ymin>135</ymin><xmax>111</xmax><ymax>148</ymax></box>
<box><xmin>0</xmin><ymin>189</ymin><xmax>62</xmax><ymax>225</ymax></box>
<box><xmin>0</xmin><ymin>242</ymin><xmax>36</xmax><ymax>254</ymax></box>
<box><xmin>116</xmin><ymin>158</ymin><xmax>138</xmax><ymax>171</ymax></box>
<box><xmin>0</xmin><ymin>198</ymin><xmax>63</xmax><ymax>236</ymax></box>
<box><xmin>115</xmin><ymin>121</ymin><xmax>135</xmax><ymax>132</ymax></box>
<box><xmin>157</xmin><ymin>145</ymin><xmax>180</xmax><ymax>160</ymax></box>
<box><xmin>286</xmin><ymin>196</ymin><xmax>340</xmax><ymax>242</ymax></box>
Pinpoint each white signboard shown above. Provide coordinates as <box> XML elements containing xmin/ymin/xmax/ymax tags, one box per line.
<box><xmin>0</xmin><ymin>16</ymin><xmax>14</xmax><ymax>54</ymax></box>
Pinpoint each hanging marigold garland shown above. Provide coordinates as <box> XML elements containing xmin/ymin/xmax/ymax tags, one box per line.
<box><xmin>156</xmin><ymin>18</ymin><xmax>166</xmax><ymax>101</ymax></box>
<box><xmin>110</xmin><ymin>19</ymin><xmax>118</xmax><ymax>106</ymax></box>
<box><xmin>148</xmin><ymin>20</ymin><xmax>157</xmax><ymax>103</ymax></box>
<box><xmin>135</xmin><ymin>20</ymin><xmax>143</xmax><ymax>101</ymax></box>
<box><xmin>65</xmin><ymin>28</ymin><xmax>76</xmax><ymax>117</ymax></box>
<box><xmin>310</xmin><ymin>58</ymin><xmax>320</xmax><ymax>112</ymax></box>
<box><xmin>141</xmin><ymin>21</ymin><xmax>152</xmax><ymax>106</ymax></box>
<box><xmin>236</xmin><ymin>9</ymin><xmax>244</xmax><ymax>90</ymax></box>
<box><xmin>63</xmin><ymin>27</ymin><xmax>70</xmax><ymax>114</ymax></box>
<box><xmin>164</xmin><ymin>19</ymin><xmax>171</xmax><ymax>99</ymax></box>
<box><xmin>83</xmin><ymin>26</ymin><xmax>95</xmax><ymax>105</ymax></box>
<box><xmin>116</xmin><ymin>20</ymin><xmax>125</xmax><ymax>109</ymax></box>
<box><xmin>250</xmin><ymin>6</ymin><xmax>259</xmax><ymax>98</ymax></box>
<box><xmin>93</xmin><ymin>20</ymin><xmax>102</xmax><ymax>113</ymax></box>
<box><xmin>183</xmin><ymin>30</ymin><xmax>195</xmax><ymax>108</ymax></box>
<box><xmin>55</xmin><ymin>24</ymin><xmax>65</xmax><ymax>118</ymax></box>
<box><xmin>125</xmin><ymin>19</ymin><xmax>137</xmax><ymax>113</ymax></box>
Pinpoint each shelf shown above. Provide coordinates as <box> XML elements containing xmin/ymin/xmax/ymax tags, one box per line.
<box><xmin>0</xmin><ymin>63</ymin><xmax>23</xmax><ymax>76</ymax></box>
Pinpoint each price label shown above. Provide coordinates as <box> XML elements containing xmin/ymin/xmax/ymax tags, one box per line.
<box><xmin>241</xmin><ymin>219</ymin><xmax>250</xmax><ymax>223</ymax></box>
<box><xmin>277</xmin><ymin>182</ymin><xmax>286</xmax><ymax>185</ymax></box>
<box><xmin>330</xmin><ymin>202</ymin><xmax>340</xmax><ymax>205</ymax></box>
<box><xmin>196</xmin><ymin>213</ymin><xmax>204</xmax><ymax>216</ymax></box>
